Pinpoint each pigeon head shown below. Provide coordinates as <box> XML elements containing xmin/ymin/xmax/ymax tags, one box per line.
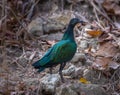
<box><xmin>69</xmin><ymin>18</ymin><xmax>86</xmax><ymax>27</ymax></box>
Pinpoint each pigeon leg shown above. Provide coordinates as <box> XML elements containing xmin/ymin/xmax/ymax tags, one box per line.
<box><xmin>59</xmin><ymin>62</ymin><xmax>66</xmax><ymax>83</ymax></box>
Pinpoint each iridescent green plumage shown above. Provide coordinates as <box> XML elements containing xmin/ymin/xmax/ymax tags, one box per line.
<box><xmin>32</xmin><ymin>18</ymin><xmax>85</xmax><ymax>82</ymax></box>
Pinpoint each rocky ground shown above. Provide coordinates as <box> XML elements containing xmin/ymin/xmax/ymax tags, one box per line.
<box><xmin>0</xmin><ymin>0</ymin><xmax>120</xmax><ymax>95</ymax></box>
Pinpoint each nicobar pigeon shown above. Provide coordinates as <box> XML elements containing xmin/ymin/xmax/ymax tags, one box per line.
<box><xmin>32</xmin><ymin>18</ymin><xmax>86</xmax><ymax>82</ymax></box>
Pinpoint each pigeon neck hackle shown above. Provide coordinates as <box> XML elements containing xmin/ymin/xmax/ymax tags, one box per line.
<box><xmin>62</xmin><ymin>18</ymin><xmax>82</xmax><ymax>41</ymax></box>
<box><xmin>62</xmin><ymin>25</ymin><xmax>75</xmax><ymax>41</ymax></box>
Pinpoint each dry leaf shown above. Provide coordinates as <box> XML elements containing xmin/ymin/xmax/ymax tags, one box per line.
<box><xmin>102</xmin><ymin>1</ymin><xmax>120</xmax><ymax>15</ymax></box>
<box><xmin>85</xmin><ymin>29</ymin><xmax>103</xmax><ymax>38</ymax></box>
<box><xmin>93</xmin><ymin>57</ymin><xmax>110</xmax><ymax>70</ymax></box>
<box><xmin>109</xmin><ymin>62</ymin><xmax>120</xmax><ymax>69</ymax></box>
<box><xmin>92</xmin><ymin>57</ymin><xmax>119</xmax><ymax>70</ymax></box>
<box><xmin>95</xmin><ymin>42</ymin><xmax>119</xmax><ymax>57</ymax></box>
<box><xmin>79</xmin><ymin>77</ymin><xmax>90</xmax><ymax>84</ymax></box>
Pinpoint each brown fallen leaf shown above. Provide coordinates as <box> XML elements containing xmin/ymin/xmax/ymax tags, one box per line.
<box><xmin>92</xmin><ymin>57</ymin><xmax>119</xmax><ymax>70</ymax></box>
<box><xmin>95</xmin><ymin>41</ymin><xmax>119</xmax><ymax>57</ymax></box>
<box><xmin>102</xmin><ymin>1</ymin><xmax>120</xmax><ymax>15</ymax></box>
<box><xmin>85</xmin><ymin>29</ymin><xmax>103</xmax><ymax>38</ymax></box>
<box><xmin>92</xmin><ymin>57</ymin><xmax>110</xmax><ymax>70</ymax></box>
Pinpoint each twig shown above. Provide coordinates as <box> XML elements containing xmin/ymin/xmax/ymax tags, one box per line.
<box><xmin>0</xmin><ymin>2</ymin><xmax>36</xmax><ymax>41</ymax></box>
<box><xmin>27</xmin><ymin>4</ymin><xmax>35</xmax><ymax>20</ymax></box>
<box><xmin>90</xmin><ymin>1</ymin><xmax>115</xmax><ymax>26</ymax></box>
<box><xmin>12</xmin><ymin>59</ymin><xmax>25</xmax><ymax>70</ymax></box>
<box><xmin>93</xmin><ymin>7</ymin><xmax>105</xmax><ymax>30</ymax></box>
<box><xmin>74</xmin><ymin>12</ymin><xmax>89</xmax><ymax>22</ymax></box>
<box><xmin>95</xmin><ymin>21</ymin><xmax>105</xmax><ymax>30</ymax></box>
<box><xmin>9</xmin><ymin>8</ymin><xmax>27</xmax><ymax>30</ymax></box>
<box><xmin>93</xmin><ymin>7</ymin><xmax>100</xmax><ymax>23</ymax></box>
<box><xmin>110</xmin><ymin>67</ymin><xmax>120</xmax><ymax>81</ymax></box>
<box><xmin>0</xmin><ymin>15</ymin><xmax>6</xmax><ymax>22</ymax></box>
<box><xmin>29</xmin><ymin>51</ymin><xmax>37</xmax><ymax>64</ymax></box>
<box><xmin>11</xmin><ymin>48</ymin><xmax>27</xmax><ymax>70</ymax></box>
<box><xmin>26</xmin><ymin>0</ymin><xmax>40</xmax><ymax>20</ymax></box>
<box><xmin>0</xmin><ymin>15</ymin><xmax>6</xmax><ymax>30</ymax></box>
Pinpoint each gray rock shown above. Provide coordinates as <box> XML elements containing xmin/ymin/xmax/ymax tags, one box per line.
<box><xmin>28</xmin><ymin>18</ymin><xmax>65</xmax><ymax>37</ymax></box>
<box><xmin>71</xmin><ymin>53</ymin><xmax>86</xmax><ymax>63</ymax></box>
<box><xmin>27</xmin><ymin>12</ymin><xmax>76</xmax><ymax>38</ymax></box>
<box><xmin>43</xmin><ymin>21</ymin><xmax>64</xmax><ymax>34</ymax></box>
<box><xmin>40</xmin><ymin>74</ymin><xmax>60</xmax><ymax>95</ymax></box>
<box><xmin>79</xmin><ymin>40</ymin><xmax>88</xmax><ymax>49</ymax></box>
<box><xmin>56</xmin><ymin>85</ymin><xmax>78</xmax><ymax>95</ymax></box>
<box><xmin>41</xmin><ymin>32</ymin><xmax>63</xmax><ymax>41</ymax></box>
<box><xmin>63</xmin><ymin>65</ymin><xmax>84</xmax><ymax>79</ymax></box>
<box><xmin>73</xmin><ymin>67</ymin><xmax>84</xmax><ymax>78</ymax></box>
<box><xmin>28</xmin><ymin>18</ymin><xmax>44</xmax><ymax>37</ymax></box>
<box><xmin>63</xmin><ymin>65</ymin><xmax>76</xmax><ymax>76</ymax></box>
<box><xmin>56</xmin><ymin>83</ymin><xmax>107</xmax><ymax>95</ymax></box>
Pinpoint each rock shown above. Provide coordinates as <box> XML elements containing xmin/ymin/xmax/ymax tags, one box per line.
<box><xmin>63</xmin><ymin>65</ymin><xmax>84</xmax><ymax>79</ymax></box>
<box><xmin>73</xmin><ymin>67</ymin><xmax>85</xmax><ymax>78</ymax></box>
<box><xmin>28</xmin><ymin>17</ymin><xmax>65</xmax><ymax>37</ymax></box>
<box><xmin>43</xmin><ymin>21</ymin><xmax>64</xmax><ymax>34</ymax></box>
<box><xmin>50</xmin><ymin>11</ymin><xmax>72</xmax><ymax>25</ymax></box>
<box><xmin>40</xmin><ymin>74</ymin><xmax>60</xmax><ymax>95</ymax></box>
<box><xmin>79</xmin><ymin>40</ymin><xmax>88</xmax><ymax>49</ymax></box>
<box><xmin>63</xmin><ymin>65</ymin><xmax>76</xmax><ymax>76</ymax></box>
<box><xmin>83</xmin><ymin>68</ymin><xmax>107</xmax><ymax>84</ymax></box>
<box><xmin>71</xmin><ymin>53</ymin><xmax>86</xmax><ymax>63</ymax></box>
<box><xmin>28</xmin><ymin>18</ymin><xmax>44</xmax><ymax>37</ymax></box>
<box><xmin>41</xmin><ymin>32</ymin><xmax>63</xmax><ymax>41</ymax></box>
<box><xmin>56</xmin><ymin>85</ymin><xmax>78</xmax><ymax>95</ymax></box>
<box><xmin>27</xmin><ymin>11</ymin><xmax>76</xmax><ymax>37</ymax></box>
<box><xmin>56</xmin><ymin>83</ymin><xmax>107</xmax><ymax>95</ymax></box>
